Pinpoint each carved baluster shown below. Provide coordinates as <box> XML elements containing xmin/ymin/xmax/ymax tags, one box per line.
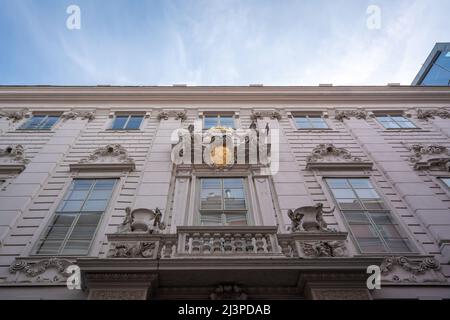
<box><xmin>223</xmin><ymin>233</ymin><xmax>233</xmax><ymax>253</ymax></box>
<box><xmin>163</xmin><ymin>240</ymin><xmax>173</xmax><ymax>258</ymax></box>
<box><xmin>192</xmin><ymin>233</ymin><xmax>201</xmax><ymax>254</ymax></box>
<box><xmin>185</xmin><ymin>234</ymin><xmax>191</xmax><ymax>253</ymax></box>
<box><xmin>244</xmin><ymin>233</ymin><xmax>254</xmax><ymax>253</ymax></box>
<box><xmin>280</xmin><ymin>240</ymin><xmax>292</xmax><ymax>257</ymax></box>
<box><xmin>234</xmin><ymin>234</ymin><xmax>244</xmax><ymax>253</ymax></box>
<box><xmin>265</xmin><ymin>234</ymin><xmax>273</xmax><ymax>252</ymax></box>
<box><xmin>203</xmin><ymin>233</ymin><xmax>212</xmax><ymax>254</ymax></box>
<box><xmin>212</xmin><ymin>233</ymin><xmax>222</xmax><ymax>254</ymax></box>
<box><xmin>255</xmin><ymin>233</ymin><xmax>265</xmax><ymax>253</ymax></box>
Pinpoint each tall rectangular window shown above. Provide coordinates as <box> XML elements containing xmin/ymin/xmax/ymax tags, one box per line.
<box><xmin>20</xmin><ymin>115</ymin><xmax>60</xmax><ymax>130</ymax></box>
<box><xmin>204</xmin><ymin>115</ymin><xmax>235</xmax><ymax>129</ymax></box>
<box><xmin>325</xmin><ymin>178</ymin><xmax>412</xmax><ymax>253</ymax></box>
<box><xmin>199</xmin><ymin>178</ymin><xmax>247</xmax><ymax>226</ymax></box>
<box><xmin>35</xmin><ymin>179</ymin><xmax>117</xmax><ymax>255</ymax></box>
<box><xmin>376</xmin><ymin>115</ymin><xmax>416</xmax><ymax>129</ymax></box>
<box><xmin>295</xmin><ymin>115</ymin><xmax>328</xmax><ymax>129</ymax></box>
<box><xmin>111</xmin><ymin>115</ymin><xmax>143</xmax><ymax>130</ymax></box>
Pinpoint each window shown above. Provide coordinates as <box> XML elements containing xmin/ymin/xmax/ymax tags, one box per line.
<box><xmin>440</xmin><ymin>178</ymin><xmax>450</xmax><ymax>189</ymax></box>
<box><xmin>421</xmin><ymin>50</ymin><xmax>450</xmax><ymax>86</ymax></box>
<box><xmin>111</xmin><ymin>115</ymin><xmax>143</xmax><ymax>130</ymax></box>
<box><xmin>204</xmin><ymin>115</ymin><xmax>235</xmax><ymax>129</ymax></box>
<box><xmin>325</xmin><ymin>178</ymin><xmax>412</xmax><ymax>253</ymax></box>
<box><xmin>35</xmin><ymin>179</ymin><xmax>117</xmax><ymax>255</ymax></box>
<box><xmin>20</xmin><ymin>115</ymin><xmax>59</xmax><ymax>130</ymax></box>
<box><xmin>294</xmin><ymin>115</ymin><xmax>328</xmax><ymax>129</ymax></box>
<box><xmin>199</xmin><ymin>178</ymin><xmax>248</xmax><ymax>226</ymax></box>
<box><xmin>376</xmin><ymin>115</ymin><xmax>416</xmax><ymax>129</ymax></box>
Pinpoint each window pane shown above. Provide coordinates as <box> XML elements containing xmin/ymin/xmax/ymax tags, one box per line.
<box><xmin>223</xmin><ymin>178</ymin><xmax>243</xmax><ymax>189</ymax></box>
<box><xmin>348</xmin><ymin>179</ymin><xmax>372</xmax><ymax>189</ymax></box>
<box><xmin>66</xmin><ymin>190</ymin><xmax>89</xmax><ymax>201</ymax></box>
<box><xmin>200</xmin><ymin>189</ymin><xmax>222</xmax><ymax>210</ymax></box>
<box><xmin>385</xmin><ymin>238</ymin><xmax>411</xmax><ymax>252</ymax></box>
<box><xmin>311</xmin><ymin>121</ymin><xmax>328</xmax><ymax>129</ymax></box>
<box><xmin>356</xmin><ymin>238</ymin><xmax>386</xmax><ymax>252</ymax></box>
<box><xmin>200</xmin><ymin>213</ymin><xmax>222</xmax><ymax>226</ymax></box>
<box><xmin>354</xmin><ymin>189</ymin><xmax>380</xmax><ymax>199</ymax></box>
<box><xmin>61</xmin><ymin>200</ymin><xmax>84</xmax><ymax>212</ymax></box>
<box><xmin>326</xmin><ymin>179</ymin><xmax>350</xmax><ymax>189</ymax></box>
<box><xmin>382</xmin><ymin>121</ymin><xmax>400</xmax><ymax>129</ymax></box>
<box><xmin>441</xmin><ymin>178</ymin><xmax>450</xmax><ymax>188</ymax></box>
<box><xmin>202</xmin><ymin>179</ymin><xmax>221</xmax><ymax>189</ymax></box>
<box><xmin>337</xmin><ymin>199</ymin><xmax>363</xmax><ymax>210</ymax></box>
<box><xmin>22</xmin><ymin>116</ymin><xmax>44</xmax><ymax>129</ymax></box>
<box><xmin>220</xmin><ymin>116</ymin><xmax>234</xmax><ymax>128</ymax></box>
<box><xmin>361</xmin><ymin>199</ymin><xmax>388</xmax><ymax>210</ymax></box>
<box><xmin>36</xmin><ymin>241</ymin><xmax>62</xmax><ymax>255</ymax></box>
<box><xmin>88</xmin><ymin>189</ymin><xmax>113</xmax><ymax>200</ymax></box>
<box><xmin>351</xmin><ymin>224</ymin><xmax>378</xmax><ymax>238</ymax></box>
<box><xmin>82</xmin><ymin>200</ymin><xmax>108</xmax><ymax>212</ymax></box>
<box><xmin>94</xmin><ymin>179</ymin><xmax>116</xmax><ymax>190</ymax></box>
<box><xmin>225</xmin><ymin>213</ymin><xmax>247</xmax><ymax>226</ymax></box>
<box><xmin>376</xmin><ymin>224</ymin><xmax>402</xmax><ymax>239</ymax></box>
<box><xmin>61</xmin><ymin>241</ymin><xmax>91</xmax><ymax>255</ymax></box>
<box><xmin>42</xmin><ymin>116</ymin><xmax>59</xmax><ymax>129</ymax></box>
<box><xmin>398</xmin><ymin>121</ymin><xmax>416</xmax><ymax>129</ymax></box>
<box><xmin>224</xmin><ymin>198</ymin><xmax>246</xmax><ymax>210</ymax></box>
<box><xmin>376</xmin><ymin>116</ymin><xmax>390</xmax><ymax>122</ymax></box>
<box><xmin>204</xmin><ymin>116</ymin><xmax>218</xmax><ymax>129</ymax></box>
<box><xmin>343</xmin><ymin>212</ymin><xmax>370</xmax><ymax>223</ymax></box>
<box><xmin>111</xmin><ymin>116</ymin><xmax>128</xmax><ymax>130</ymax></box>
<box><xmin>370</xmin><ymin>212</ymin><xmax>393</xmax><ymax>224</ymax></box>
<box><xmin>73</xmin><ymin>179</ymin><xmax>94</xmax><ymax>190</ymax></box>
<box><xmin>68</xmin><ymin>214</ymin><xmax>101</xmax><ymax>240</ymax></box>
<box><xmin>125</xmin><ymin>116</ymin><xmax>143</xmax><ymax>129</ymax></box>
<box><xmin>331</xmin><ymin>189</ymin><xmax>356</xmax><ymax>199</ymax></box>
<box><xmin>296</xmin><ymin>121</ymin><xmax>312</xmax><ymax>129</ymax></box>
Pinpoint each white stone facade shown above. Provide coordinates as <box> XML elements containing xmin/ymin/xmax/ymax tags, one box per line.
<box><xmin>0</xmin><ymin>86</ymin><xmax>449</xmax><ymax>300</ymax></box>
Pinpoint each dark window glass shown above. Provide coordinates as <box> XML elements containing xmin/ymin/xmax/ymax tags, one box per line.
<box><xmin>204</xmin><ymin>115</ymin><xmax>235</xmax><ymax>129</ymax></box>
<box><xmin>20</xmin><ymin>115</ymin><xmax>59</xmax><ymax>130</ymax></box>
<box><xmin>36</xmin><ymin>179</ymin><xmax>117</xmax><ymax>255</ymax></box>
<box><xmin>111</xmin><ymin>115</ymin><xmax>143</xmax><ymax>130</ymax></box>
<box><xmin>326</xmin><ymin>178</ymin><xmax>412</xmax><ymax>253</ymax></box>
<box><xmin>376</xmin><ymin>115</ymin><xmax>416</xmax><ymax>129</ymax></box>
<box><xmin>295</xmin><ymin>116</ymin><xmax>328</xmax><ymax>129</ymax></box>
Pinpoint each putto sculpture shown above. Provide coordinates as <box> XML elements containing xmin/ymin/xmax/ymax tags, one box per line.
<box><xmin>119</xmin><ymin>207</ymin><xmax>166</xmax><ymax>233</ymax></box>
<box><xmin>287</xmin><ymin>203</ymin><xmax>334</xmax><ymax>232</ymax></box>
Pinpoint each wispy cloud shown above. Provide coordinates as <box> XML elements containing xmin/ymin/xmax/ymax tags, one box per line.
<box><xmin>0</xmin><ymin>0</ymin><xmax>449</xmax><ymax>85</ymax></box>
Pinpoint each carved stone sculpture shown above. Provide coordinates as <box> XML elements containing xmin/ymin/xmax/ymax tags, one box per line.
<box><xmin>119</xmin><ymin>207</ymin><xmax>166</xmax><ymax>233</ymax></box>
<box><xmin>9</xmin><ymin>258</ymin><xmax>72</xmax><ymax>277</ymax></box>
<box><xmin>380</xmin><ymin>256</ymin><xmax>445</xmax><ymax>283</ymax></box>
<box><xmin>61</xmin><ymin>111</ymin><xmax>79</xmax><ymax>120</ymax></box>
<box><xmin>250</xmin><ymin>111</ymin><xmax>281</xmax><ymax>121</ymax></box>
<box><xmin>79</xmin><ymin>144</ymin><xmax>134</xmax><ymax>165</ymax></box>
<box><xmin>210</xmin><ymin>284</ymin><xmax>248</xmax><ymax>300</ymax></box>
<box><xmin>158</xmin><ymin>111</ymin><xmax>187</xmax><ymax>121</ymax></box>
<box><xmin>417</xmin><ymin>108</ymin><xmax>450</xmax><ymax>120</ymax></box>
<box><xmin>110</xmin><ymin>242</ymin><xmax>157</xmax><ymax>258</ymax></box>
<box><xmin>301</xmin><ymin>240</ymin><xmax>347</xmax><ymax>257</ymax></box>
<box><xmin>0</xmin><ymin>110</ymin><xmax>31</xmax><ymax>122</ymax></box>
<box><xmin>335</xmin><ymin>110</ymin><xmax>367</xmax><ymax>121</ymax></box>
<box><xmin>0</xmin><ymin>145</ymin><xmax>29</xmax><ymax>164</ymax></box>
<box><xmin>307</xmin><ymin>143</ymin><xmax>361</xmax><ymax>163</ymax></box>
<box><xmin>405</xmin><ymin>143</ymin><xmax>450</xmax><ymax>170</ymax></box>
<box><xmin>287</xmin><ymin>203</ymin><xmax>334</xmax><ymax>232</ymax></box>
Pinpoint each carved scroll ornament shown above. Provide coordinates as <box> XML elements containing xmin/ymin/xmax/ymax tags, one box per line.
<box><xmin>9</xmin><ymin>258</ymin><xmax>72</xmax><ymax>277</ymax></box>
<box><xmin>335</xmin><ymin>110</ymin><xmax>367</xmax><ymax>121</ymax></box>
<box><xmin>417</xmin><ymin>108</ymin><xmax>450</xmax><ymax>120</ymax></box>
<box><xmin>301</xmin><ymin>240</ymin><xmax>347</xmax><ymax>257</ymax></box>
<box><xmin>0</xmin><ymin>145</ymin><xmax>29</xmax><ymax>164</ymax></box>
<box><xmin>405</xmin><ymin>143</ymin><xmax>450</xmax><ymax>170</ymax></box>
<box><xmin>287</xmin><ymin>203</ymin><xmax>334</xmax><ymax>232</ymax></box>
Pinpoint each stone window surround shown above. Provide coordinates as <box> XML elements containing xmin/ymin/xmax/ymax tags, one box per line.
<box><xmin>315</xmin><ymin>171</ymin><xmax>420</xmax><ymax>255</ymax></box>
<box><xmin>370</xmin><ymin>110</ymin><xmax>421</xmax><ymax>131</ymax></box>
<box><xmin>181</xmin><ymin>166</ymin><xmax>270</xmax><ymax>227</ymax></box>
<box><xmin>106</xmin><ymin>111</ymin><xmax>150</xmax><ymax>131</ymax></box>
<box><xmin>25</xmin><ymin>171</ymin><xmax>126</xmax><ymax>258</ymax></box>
<box><xmin>286</xmin><ymin>110</ymin><xmax>333</xmax><ymax>131</ymax></box>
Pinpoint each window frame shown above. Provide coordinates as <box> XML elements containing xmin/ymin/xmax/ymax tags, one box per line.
<box><xmin>109</xmin><ymin>114</ymin><xmax>144</xmax><ymax>130</ymax></box>
<box><xmin>323</xmin><ymin>176</ymin><xmax>415</xmax><ymax>254</ymax></box>
<box><xmin>33</xmin><ymin>178</ymin><xmax>118</xmax><ymax>256</ymax></box>
<box><xmin>203</xmin><ymin>114</ymin><xmax>236</xmax><ymax>130</ymax></box>
<box><xmin>375</xmin><ymin>114</ymin><xmax>418</xmax><ymax>130</ymax></box>
<box><xmin>19</xmin><ymin>115</ymin><xmax>60</xmax><ymax>130</ymax></box>
<box><xmin>293</xmin><ymin>115</ymin><xmax>330</xmax><ymax>130</ymax></box>
<box><xmin>197</xmin><ymin>177</ymin><xmax>251</xmax><ymax>226</ymax></box>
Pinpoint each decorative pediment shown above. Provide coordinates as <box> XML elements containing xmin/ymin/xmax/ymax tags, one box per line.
<box><xmin>335</xmin><ymin>110</ymin><xmax>367</xmax><ymax>121</ymax></box>
<box><xmin>417</xmin><ymin>108</ymin><xmax>450</xmax><ymax>120</ymax></box>
<box><xmin>250</xmin><ymin>111</ymin><xmax>281</xmax><ymax>120</ymax></box>
<box><xmin>380</xmin><ymin>256</ymin><xmax>445</xmax><ymax>283</ymax></box>
<box><xmin>69</xmin><ymin>144</ymin><xmax>135</xmax><ymax>172</ymax></box>
<box><xmin>158</xmin><ymin>111</ymin><xmax>187</xmax><ymax>121</ymax></box>
<box><xmin>306</xmin><ymin>144</ymin><xmax>372</xmax><ymax>170</ymax></box>
<box><xmin>61</xmin><ymin>111</ymin><xmax>96</xmax><ymax>121</ymax></box>
<box><xmin>0</xmin><ymin>145</ymin><xmax>29</xmax><ymax>173</ymax></box>
<box><xmin>405</xmin><ymin>143</ymin><xmax>450</xmax><ymax>171</ymax></box>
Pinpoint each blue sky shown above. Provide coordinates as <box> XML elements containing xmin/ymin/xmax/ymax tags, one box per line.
<box><xmin>0</xmin><ymin>0</ymin><xmax>449</xmax><ymax>86</ymax></box>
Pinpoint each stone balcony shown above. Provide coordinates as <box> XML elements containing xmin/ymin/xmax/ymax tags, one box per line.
<box><xmin>106</xmin><ymin>226</ymin><xmax>349</xmax><ymax>259</ymax></box>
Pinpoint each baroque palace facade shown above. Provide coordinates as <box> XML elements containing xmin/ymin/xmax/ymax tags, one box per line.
<box><xmin>0</xmin><ymin>85</ymin><xmax>449</xmax><ymax>300</ymax></box>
